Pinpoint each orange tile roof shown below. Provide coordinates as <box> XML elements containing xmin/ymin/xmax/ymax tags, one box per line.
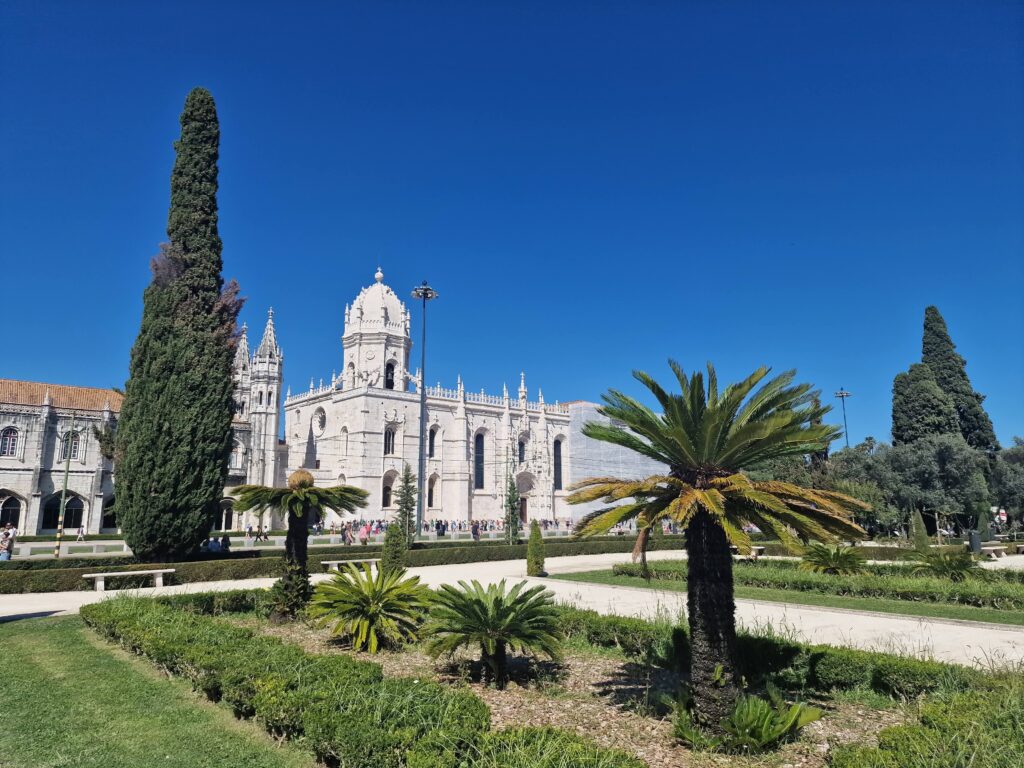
<box><xmin>0</xmin><ymin>379</ymin><xmax>123</xmax><ymax>412</ymax></box>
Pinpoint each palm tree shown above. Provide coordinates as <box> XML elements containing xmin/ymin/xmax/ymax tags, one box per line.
<box><xmin>568</xmin><ymin>362</ymin><xmax>866</xmax><ymax>727</ymax></box>
<box><xmin>799</xmin><ymin>542</ymin><xmax>865</xmax><ymax>575</ymax></box>
<box><xmin>308</xmin><ymin>563</ymin><xmax>429</xmax><ymax>653</ymax></box>
<box><xmin>234</xmin><ymin>469</ymin><xmax>368</xmax><ymax>615</ymax></box>
<box><xmin>423</xmin><ymin>579</ymin><xmax>562</xmax><ymax>689</ymax></box>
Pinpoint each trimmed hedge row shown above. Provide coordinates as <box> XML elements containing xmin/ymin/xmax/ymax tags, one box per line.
<box><xmin>554</xmin><ymin>604</ymin><xmax>978</xmax><ymax>698</ymax></box>
<box><xmin>0</xmin><ymin>536</ymin><xmax>687</xmax><ymax>593</ymax></box>
<box><xmin>611</xmin><ymin>561</ymin><xmax>1024</xmax><ymax>609</ymax></box>
<box><xmin>81</xmin><ymin>596</ymin><xmax>643</xmax><ymax>768</ymax></box>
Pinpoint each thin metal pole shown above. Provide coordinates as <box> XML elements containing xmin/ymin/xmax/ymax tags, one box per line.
<box><xmin>53</xmin><ymin>412</ymin><xmax>76</xmax><ymax>559</ymax></box>
<box><xmin>835</xmin><ymin>388</ymin><xmax>851</xmax><ymax>449</ymax></box>
<box><xmin>415</xmin><ymin>292</ymin><xmax>427</xmax><ymax>540</ymax></box>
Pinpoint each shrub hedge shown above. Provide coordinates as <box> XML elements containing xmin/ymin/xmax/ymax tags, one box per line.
<box><xmin>80</xmin><ymin>596</ymin><xmax>641</xmax><ymax>767</ymax></box>
<box><xmin>553</xmin><ymin>603</ymin><xmax>978</xmax><ymax>698</ymax></box>
<box><xmin>0</xmin><ymin>535</ymin><xmax>688</xmax><ymax>593</ymax></box>
<box><xmin>611</xmin><ymin>561</ymin><xmax>1024</xmax><ymax>609</ymax></box>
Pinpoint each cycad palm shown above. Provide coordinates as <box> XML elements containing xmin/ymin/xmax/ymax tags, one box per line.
<box><xmin>423</xmin><ymin>579</ymin><xmax>562</xmax><ymax>689</ymax></box>
<box><xmin>568</xmin><ymin>362</ymin><xmax>866</xmax><ymax>726</ymax></box>
<box><xmin>234</xmin><ymin>469</ymin><xmax>368</xmax><ymax>615</ymax></box>
<box><xmin>308</xmin><ymin>563</ymin><xmax>429</xmax><ymax>653</ymax></box>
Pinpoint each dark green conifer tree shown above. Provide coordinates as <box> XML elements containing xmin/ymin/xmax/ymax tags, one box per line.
<box><xmin>116</xmin><ymin>88</ymin><xmax>242</xmax><ymax>561</ymax></box>
<box><xmin>921</xmin><ymin>306</ymin><xmax>998</xmax><ymax>451</ymax></box>
<box><xmin>526</xmin><ymin>520</ymin><xmax>545</xmax><ymax>576</ymax></box>
<box><xmin>394</xmin><ymin>463</ymin><xmax>418</xmax><ymax>544</ymax></box>
<box><xmin>891</xmin><ymin>363</ymin><xmax>959</xmax><ymax>445</ymax></box>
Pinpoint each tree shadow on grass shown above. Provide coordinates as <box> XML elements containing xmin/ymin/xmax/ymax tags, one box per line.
<box><xmin>591</xmin><ymin>661</ymin><xmax>683</xmax><ymax>717</ymax></box>
<box><xmin>436</xmin><ymin>654</ymin><xmax>568</xmax><ymax>689</ymax></box>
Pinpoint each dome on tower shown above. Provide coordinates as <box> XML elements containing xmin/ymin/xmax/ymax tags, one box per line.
<box><xmin>343</xmin><ymin>267</ymin><xmax>410</xmax><ymax>338</ymax></box>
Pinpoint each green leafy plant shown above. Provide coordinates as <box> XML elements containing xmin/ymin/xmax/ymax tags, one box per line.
<box><xmin>675</xmin><ymin>686</ymin><xmax>822</xmax><ymax>753</ymax></box>
<box><xmin>234</xmin><ymin>469</ymin><xmax>368</xmax><ymax>617</ymax></box>
<box><xmin>307</xmin><ymin>563</ymin><xmax>429</xmax><ymax>653</ymax></box>
<box><xmin>424</xmin><ymin>579</ymin><xmax>562</xmax><ymax>689</ymax></box>
<box><xmin>380</xmin><ymin>521</ymin><xmax>407</xmax><ymax>575</ymax></box>
<box><xmin>800</xmin><ymin>542</ymin><xmax>866</xmax><ymax>575</ymax></box>
<box><xmin>526</xmin><ymin>520</ymin><xmax>546</xmax><ymax>576</ymax></box>
<box><xmin>910</xmin><ymin>549</ymin><xmax>978</xmax><ymax>582</ymax></box>
<box><xmin>567</xmin><ymin>361</ymin><xmax>866</xmax><ymax>726</ymax></box>
<box><xmin>504</xmin><ymin>473</ymin><xmax>521</xmax><ymax>543</ymax></box>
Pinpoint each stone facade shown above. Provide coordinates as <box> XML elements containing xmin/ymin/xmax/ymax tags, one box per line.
<box><xmin>283</xmin><ymin>268</ymin><xmax>574</xmax><ymax>525</ymax></box>
<box><xmin>2</xmin><ymin>267</ymin><xmax>665</xmax><ymax>534</ymax></box>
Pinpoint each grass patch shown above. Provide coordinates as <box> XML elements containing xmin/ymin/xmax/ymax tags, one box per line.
<box><xmin>556</xmin><ymin>570</ymin><xmax>1024</xmax><ymax>626</ymax></box>
<box><xmin>0</xmin><ymin>615</ymin><xmax>316</xmax><ymax>768</ymax></box>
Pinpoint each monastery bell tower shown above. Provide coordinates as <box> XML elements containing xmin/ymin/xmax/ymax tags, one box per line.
<box><xmin>341</xmin><ymin>267</ymin><xmax>412</xmax><ymax>391</ymax></box>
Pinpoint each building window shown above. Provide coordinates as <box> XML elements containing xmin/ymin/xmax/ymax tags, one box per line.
<box><xmin>229</xmin><ymin>442</ymin><xmax>243</xmax><ymax>469</ymax></box>
<box><xmin>258</xmin><ymin>391</ymin><xmax>264</xmax><ymax>406</ymax></box>
<box><xmin>0</xmin><ymin>496</ymin><xmax>21</xmax><ymax>527</ymax></box>
<box><xmin>42</xmin><ymin>495</ymin><xmax>84</xmax><ymax>529</ymax></box>
<box><xmin>474</xmin><ymin>433</ymin><xmax>485</xmax><ymax>489</ymax></box>
<box><xmin>553</xmin><ymin>439</ymin><xmax>563</xmax><ymax>491</ymax></box>
<box><xmin>0</xmin><ymin>427</ymin><xmax>17</xmax><ymax>457</ymax></box>
<box><xmin>427</xmin><ymin>476</ymin><xmax>436</xmax><ymax>508</ymax></box>
<box><xmin>214</xmin><ymin>499</ymin><xmax>234</xmax><ymax>531</ymax></box>
<box><xmin>384</xmin><ymin>428</ymin><xmax>396</xmax><ymax>455</ymax></box>
<box><xmin>518</xmin><ymin>439</ymin><xmax>526</xmax><ymax>464</ymax></box>
<box><xmin>428</xmin><ymin>427</ymin><xmax>437</xmax><ymax>458</ymax></box>
<box><xmin>382</xmin><ymin>484</ymin><xmax>392</xmax><ymax>507</ymax></box>
<box><xmin>60</xmin><ymin>431</ymin><xmax>80</xmax><ymax>461</ymax></box>
<box><xmin>384</xmin><ymin>362</ymin><xmax>395</xmax><ymax>390</ymax></box>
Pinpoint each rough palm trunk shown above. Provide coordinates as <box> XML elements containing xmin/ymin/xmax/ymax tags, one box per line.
<box><xmin>632</xmin><ymin>526</ymin><xmax>652</xmax><ymax>577</ymax></box>
<box><xmin>685</xmin><ymin>508</ymin><xmax>739</xmax><ymax>728</ymax></box>
<box><xmin>492</xmin><ymin>640</ymin><xmax>508</xmax><ymax>689</ymax></box>
<box><xmin>285</xmin><ymin>508</ymin><xmax>309</xmax><ymax>572</ymax></box>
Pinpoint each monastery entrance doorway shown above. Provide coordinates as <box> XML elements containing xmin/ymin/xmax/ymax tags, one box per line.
<box><xmin>515</xmin><ymin>471</ymin><xmax>535</xmax><ymax>526</ymax></box>
<box><xmin>519</xmin><ymin>497</ymin><xmax>528</xmax><ymax>525</ymax></box>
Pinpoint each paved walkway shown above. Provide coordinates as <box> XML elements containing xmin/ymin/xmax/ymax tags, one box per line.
<box><xmin>2</xmin><ymin>550</ymin><xmax>1022</xmax><ymax>668</ymax></box>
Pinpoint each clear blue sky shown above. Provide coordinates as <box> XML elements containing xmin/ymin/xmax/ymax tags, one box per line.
<box><xmin>2</xmin><ymin>1</ymin><xmax>1021</xmax><ymax>446</ymax></box>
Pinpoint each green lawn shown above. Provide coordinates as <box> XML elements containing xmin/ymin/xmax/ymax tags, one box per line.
<box><xmin>0</xmin><ymin>616</ymin><xmax>317</xmax><ymax>768</ymax></box>
<box><xmin>555</xmin><ymin>570</ymin><xmax>1024</xmax><ymax>627</ymax></box>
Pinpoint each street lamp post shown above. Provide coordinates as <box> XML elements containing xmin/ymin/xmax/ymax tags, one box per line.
<box><xmin>411</xmin><ymin>280</ymin><xmax>438</xmax><ymax>540</ymax></box>
<box><xmin>834</xmin><ymin>388</ymin><xmax>852</xmax><ymax>449</ymax></box>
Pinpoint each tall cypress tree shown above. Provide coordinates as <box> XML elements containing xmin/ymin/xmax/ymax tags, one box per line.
<box><xmin>117</xmin><ymin>88</ymin><xmax>242</xmax><ymax>561</ymax></box>
<box><xmin>921</xmin><ymin>306</ymin><xmax>998</xmax><ymax>451</ymax></box>
<box><xmin>891</xmin><ymin>363</ymin><xmax>959</xmax><ymax>445</ymax></box>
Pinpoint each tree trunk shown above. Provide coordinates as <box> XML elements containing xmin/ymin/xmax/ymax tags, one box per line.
<box><xmin>285</xmin><ymin>509</ymin><xmax>308</xmax><ymax>573</ymax></box>
<box><xmin>632</xmin><ymin>526</ymin><xmax>652</xmax><ymax>578</ymax></box>
<box><xmin>685</xmin><ymin>508</ymin><xmax>739</xmax><ymax>728</ymax></box>
<box><xmin>493</xmin><ymin>640</ymin><xmax>508</xmax><ymax>690</ymax></box>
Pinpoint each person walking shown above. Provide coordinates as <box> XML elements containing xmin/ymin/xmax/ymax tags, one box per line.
<box><xmin>75</xmin><ymin>526</ymin><xmax>85</xmax><ymax>542</ymax></box>
<box><xmin>0</xmin><ymin>530</ymin><xmax>11</xmax><ymax>561</ymax></box>
<box><xmin>471</xmin><ymin>520</ymin><xmax>480</xmax><ymax>542</ymax></box>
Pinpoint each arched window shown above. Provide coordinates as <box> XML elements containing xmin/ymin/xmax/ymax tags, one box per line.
<box><xmin>553</xmin><ymin>438</ymin><xmax>563</xmax><ymax>491</ymax></box>
<box><xmin>428</xmin><ymin>426</ymin><xmax>438</xmax><ymax>458</ymax></box>
<box><xmin>42</xmin><ymin>495</ymin><xmax>84</xmax><ymax>529</ymax></box>
<box><xmin>0</xmin><ymin>496</ymin><xmax>21</xmax><ymax>526</ymax></box>
<box><xmin>473</xmin><ymin>433</ymin><xmax>485</xmax><ymax>489</ymax></box>
<box><xmin>60</xmin><ymin>431</ymin><xmax>80</xmax><ymax>461</ymax></box>
<box><xmin>384</xmin><ymin>362</ymin><xmax>395</xmax><ymax>390</ymax></box>
<box><xmin>258</xmin><ymin>391</ymin><xmax>264</xmax><ymax>406</ymax></box>
<box><xmin>229</xmin><ymin>441</ymin><xmax>243</xmax><ymax>469</ymax></box>
<box><xmin>382</xmin><ymin>485</ymin><xmax>392</xmax><ymax>507</ymax></box>
<box><xmin>383</xmin><ymin>428</ymin><xmax>396</xmax><ymax>455</ymax></box>
<box><xmin>0</xmin><ymin>427</ymin><xmax>18</xmax><ymax>457</ymax></box>
<box><xmin>214</xmin><ymin>499</ymin><xmax>234</xmax><ymax>531</ymax></box>
<box><xmin>428</xmin><ymin>475</ymin><xmax>437</xmax><ymax>508</ymax></box>
<box><xmin>518</xmin><ymin>439</ymin><xmax>526</xmax><ymax>464</ymax></box>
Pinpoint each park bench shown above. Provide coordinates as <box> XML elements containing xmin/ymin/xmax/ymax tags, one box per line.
<box><xmin>320</xmin><ymin>558</ymin><xmax>381</xmax><ymax>573</ymax></box>
<box><xmin>82</xmin><ymin>568</ymin><xmax>175</xmax><ymax>592</ymax></box>
<box><xmin>1015</xmin><ymin>543</ymin><xmax>1024</xmax><ymax>555</ymax></box>
<box><xmin>730</xmin><ymin>545</ymin><xmax>766</xmax><ymax>560</ymax></box>
<box><xmin>979</xmin><ymin>546</ymin><xmax>1006</xmax><ymax>561</ymax></box>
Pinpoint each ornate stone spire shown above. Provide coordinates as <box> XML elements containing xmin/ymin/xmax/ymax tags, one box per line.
<box><xmin>233</xmin><ymin>322</ymin><xmax>250</xmax><ymax>368</ymax></box>
<box><xmin>256</xmin><ymin>308</ymin><xmax>281</xmax><ymax>359</ymax></box>
<box><xmin>518</xmin><ymin>372</ymin><xmax>527</xmax><ymax>403</ymax></box>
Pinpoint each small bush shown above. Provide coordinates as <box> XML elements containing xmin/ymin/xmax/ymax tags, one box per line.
<box><xmin>800</xmin><ymin>543</ymin><xmax>865</xmax><ymax>575</ymax></box>
<box><xmin>526</xmin><ymin>521</ymin><xmax>545</xmax><ymax>577</ymax></box>
<box><xmin>381</xmin><ymin>522</ymin><xmax>407</xmax><ymax>575</ymax></box>
<box><xmin>812</xmin><ymin>648</ymin><xmax>874</xmax><ymax>690</ymax></box>
<box><xmin>468</xmin><ymin>727</ymin><xmax>646</xmax><ymax>767</ymax></box>
<box><xmin>676</xmin><ymin>688</ymin><xmax>822</xmax><ymax>754</ymax></box>
<box><xmin>871</xmin><ymin>656</ymin><xmax>960</xmax><ymax>698</ymax></box>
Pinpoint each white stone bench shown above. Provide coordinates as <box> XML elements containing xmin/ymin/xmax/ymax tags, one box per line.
<box><xmin>82</xmin><ymin>568</ymin><xmax>175</xmax><ymax>592</ymax></box>
<box><xmin>320</xmin><ymin>558</ymin><xmax>381</xmax><ymax>573</ymax></box>
<box><xmin>980</xmin><ymin>546</ymin><xmax>1006</xmax><ymax>561</ymax></box>
<box><xmin>730</xmin><ymin>545</ymin><xmax>766</xmax><ymax>560</ymax></box>
<box><xmin>1015</xmin><ymin>543</ymin><xmax>1024</xmax><ymax>555</ymax></box>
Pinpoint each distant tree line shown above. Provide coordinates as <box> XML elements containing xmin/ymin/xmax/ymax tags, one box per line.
<box><xmin>749</xmin><ymin>306</ymin><xmax>1023</xmax><ymax>536</ymax></box>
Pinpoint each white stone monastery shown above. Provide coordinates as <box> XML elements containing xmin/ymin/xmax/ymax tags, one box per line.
<box><xmin>0</xmin><ymin>268</ymin><xmax>661</xmax><ymax>533</ymax></box>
